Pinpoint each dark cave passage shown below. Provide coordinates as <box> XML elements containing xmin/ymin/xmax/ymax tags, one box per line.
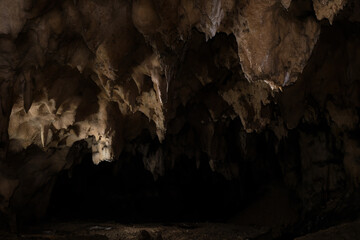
<box><xmin>45</xmin><ymin>120</ymin><xmax>289</xmax><ymax>227</ymax></box>
<box><xmin>47</xmin><ymin>152</ymin><xmax>247</xmax><ymax>224</ymax></box>
<box><xmin>1</xmin><ymin>1</ymin><xmax>360</xmax><ymax>239</ymax></box>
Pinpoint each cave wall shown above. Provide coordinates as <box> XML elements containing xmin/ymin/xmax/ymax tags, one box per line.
<box><xmin>0</xmin><ymin>0</ymin><xmax>360</xmax><ymax>231</ymax></box>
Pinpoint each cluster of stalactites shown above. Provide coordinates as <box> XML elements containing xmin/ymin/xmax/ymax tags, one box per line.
<box><xmin>2</xmin><ymin>0</ymin><xmax>348</xmax><ymax>167</ymax></box>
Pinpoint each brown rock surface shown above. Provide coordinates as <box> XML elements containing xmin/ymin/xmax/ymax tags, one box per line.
<box><xmin>0</xmin><ymin>0</ymin><xmax>359</xmax><ymax>238</ymax></box>
<box><xmin>296</xmin><ymin>220</ymin><xmax>360</xmax><ymax>240</ymax></box>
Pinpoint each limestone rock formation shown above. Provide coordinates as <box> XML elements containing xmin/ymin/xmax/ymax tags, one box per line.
<box><xmin>313</xmin><ymin>0</ymin><xmax>347</xmax><ymax>23</ymax></box>
<box><xmin>0</xmin><ymin>0</ymin><xmax>359</xmax><ymax>237</ymax></box>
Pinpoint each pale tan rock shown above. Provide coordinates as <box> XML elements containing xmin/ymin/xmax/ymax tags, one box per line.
<box><xmin>313</xmin><ymin>0</ymin><xmax>347</xmax><ymax>23</ymax></box>
<box><xmin>221</xmin><ymin>80</ymin><xmax>276</xmax><ymax>132</ymax></box>
<box><xmin>233</xmin><ymin>0</ymin><xmax>320</xmax><ymax>87</ymax></box>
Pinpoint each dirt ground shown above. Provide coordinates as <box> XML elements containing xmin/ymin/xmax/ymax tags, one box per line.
<box><xmin>0</xmin><ymin>221</ymin><xmax>272</xmax><ymax>240</ymax></box>
<box><xmin>295</xmin><ymin>220</ymin><xmax>360</xmax><ymax>240</ymax></box>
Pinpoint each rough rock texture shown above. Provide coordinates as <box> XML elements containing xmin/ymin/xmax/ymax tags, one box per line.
<box><xmin>0</xmin><ymin>222</ymin><xmax>271</xmax><ymax>240</ymax></box>
<box><xmin>296</xmin><ymin>220</ymin><xmax>360</xmax><ymax>240</ymax></box>
<box><xmin>0</xmin><ymin>0</ymin><xmax>360</xmax><ymax>238</ymax></box>
<box><xmin>313</xmin><ymin>0</ymin><xmax>347</xmax><ymax>23</ymax></box>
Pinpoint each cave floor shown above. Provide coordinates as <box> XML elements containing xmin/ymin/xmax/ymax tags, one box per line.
<box><xmin>2</xmin><ymin>220</ymin><xmax>360</xmax><ymax>240</ymax></box>
<box><xmin>0</xmin><ymin>221</ymin><xmax>271</xmax><ymax>240</ymax></box>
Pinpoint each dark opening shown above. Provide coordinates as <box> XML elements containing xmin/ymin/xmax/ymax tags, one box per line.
<box><xmin>47</xmin><ymin>152</ymin><xmax>247</xmax><ymax>223</ymax></box>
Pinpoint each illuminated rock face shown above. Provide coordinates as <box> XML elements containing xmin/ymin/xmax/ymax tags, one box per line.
<box><xmin>0</xmin><ymin>0</ymin><xmax>359</xmax><ymax>233</ymax></box>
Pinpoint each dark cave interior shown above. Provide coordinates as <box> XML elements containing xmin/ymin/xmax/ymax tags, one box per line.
<box><xmin>1</xmin><ymin>1</ymin><xmax>360</xmax><ymax>239</ymax></box>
